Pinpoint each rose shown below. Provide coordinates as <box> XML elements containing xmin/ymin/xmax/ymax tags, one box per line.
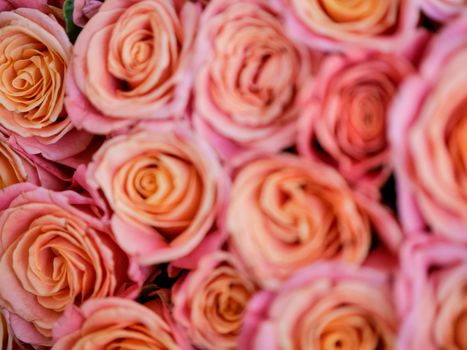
<box><xmin>0</xmin><ymin>136</ymin><xmax>70</xmax><ymax>190</ymax></box>
<box><xmin>275</xmin><ymin>0</ymin><xmax>419</xmax><ymax>51</ymax></box>
<box><xmin>73</xmin><ymin>0</ymin><xmax>103</xmax><ymax>27</ymax></box>
<box><xmin>420</xmin><ymin>0</ymin><xmax>467</xmax><ymax>22</ymax></box>
<box><xmin>0</xmin><ymin>9</ymin><xmax>93</xmax><ymax>162</ymax></box>
<box><xmin>298</xmin><ymin>51</ymin><xmax>414</xmax><ymax>191</ymax></box>
<box><xmin>227</xmin><ymin>155</ymin><xmax>401</xmax><ymax>288</ymax></box>
<box><xmin>173</xmin><ymin>252</ymin><xmax>256</xmax><ymax>350</ymax></box>
<box><xmin>87</xmin><ymin>124</ymin><xmax>228</xmax><ymax>266</ymax></box>
<box><xmin>192</xmin><ymin>0</ymin><xmax>312</xmax><ymax>160</ymax></box>
<box><xmin>1</xmin><ymin>310</ymin><xmax>21</xmax><ymax>350</ymax></box>
<box><xmin>240</xmin><ymin>262</ymin><xmax>397</xmax><ymax>350</ymax></box>
<box><xmin>52</xmin><ymin>296</ymin><xmax>192</xmax><ymax>349</ymax></box>
<box><xmin>66</xmin><ymin>0</ymin><xmax>200</xmax><ymax>134</ymax></box>
<box><xmin>0</xmin><ymin>0</ymin><xmax>63</xmax><ymax>12</ymax></box>
<box><xmin>0</xmin><ymin>183</ymin><xmax>146</xmax><ymax>346</ymax></box>
<box><xmin>396</xmin><ymin>234</ymin><xmax>467</xmax><ymax>350</ymax></box>
<box><xmin>390</xmin><ymin>16</ymin><xmax>467</xmax><ymax>240</ymax></box>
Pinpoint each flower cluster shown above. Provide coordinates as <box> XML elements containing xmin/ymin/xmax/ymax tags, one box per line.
<box><xmin>0</xmin><ymin>0</ymin><xmax>466</xmax><ymax>349</ymax></box>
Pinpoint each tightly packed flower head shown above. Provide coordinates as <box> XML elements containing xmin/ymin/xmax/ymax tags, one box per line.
<box><xmin>66</xmin><ymin>0</ymin><xmax>200</xmax><ymax>134</ymax></box>
<box><xmin>240</xmin><ymin>262</ymin><xmax>397</xmax><ymax>350</ymax></box>
<box><xmin>0</xmin><ymin>183</ymin><xmax>146</xmax><ymax>346</ymax></box>
<box><xmin>193</xmin><ymin>0</ymin><xmax>312</xmax><ymax>160</ymax></box>
<box><xmin>173</xmin><ymin>252</ymin><xmax>256</xmax><ymax>350</ymax></box>
<box><xmin>0</xmin><ymin>8</ymin><xmax>92</xmax><ymax>161</ymax></box>
<box><xmin>276</xmin><ymin>0</ymin><xmax>419</xmax><ymax>51</ymax></box>
<box><xmin>298</xmin><ymin>51</ymin><xmax>414</xmax><ymax>191</ymax></box>
<box><xmin>52</xmin><ymin>296</ymin><xmax>191</xmax><ymax>349</ymax></box>
<box><xmin>397</xmin><ymin>234</ymin><xmax>467</xmax><ymax>350</ymax></box>
<box><xmin>390</xmin><ymin>15</ymin><xmax>467</xmax><ymax>241</ymax></box>
<box><xmin>87</xmin><ymin>123</ymin><xmax>228</xmax><ymax>266</ymax></box>
<box><xmin>227</xmin><ymin>154</ymin><xmax>401</xmax><ymax>288</ymax></box>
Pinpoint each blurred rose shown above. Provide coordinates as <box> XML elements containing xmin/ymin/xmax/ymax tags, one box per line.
<box><xmin>240</xmin><ymin>262</ymin><xmax>397</xmax><ymax>350</ymax></box>
<box><xmin>0</xmin><ymin>183</ymin><xmax>146</xmax><ymax>346</ymax></box>
<box><xmin>397</xmin><ymin>234</ymin><xmax>467</xmax><ymax>350</ymax></box>
<box><xmin>66</xmin><ymin>0</ymin><xmax>200</xmax><ymax>134</ymax></box>
<box><xmin>87</xmin><ymin>124</ymin><xmax>228</xmax><ymax>266</ymax></box>
<box><xmin>0</xmin><ymin>135</ymin><xmax>72</xmax><ymax>190</ymax></box>
<box><xmin>298</xmin><ymin>51</ymin><xmax>413</xmax><ymax>191</ymax></box>
<box><xmin>193</xmin><ymin>0</ymin><xmax>312</xmax><ymax>160</ymax></box>
<box><xmin>52</xmin><ymin>296</ymin><xmax>192</xmax><ymax>349</ymax></box>
<box><xmin>173</xmin><ymin>252</ymin><xmax>256</xmax><ymax>350</ymax></box>
<box><xmin>390</xmin><ymin>16</ymin><xmax>467</xmax><ymax>240</ymax></box>
<box><xmin>420</xmin><ymin>0</ymin><xmax>467</xmax><ymax>22</ymax></box>
<box><xmin>73</xmin><ymin>0</ymin><xmax>103</xmax><ymax>27</ymax></box>
<box><xmin>228</xmin><ymin>155</ymin><xmax>401</xmax><ymax>288</ymax></box>
<box><xmin>0</xmin><ymin>9</ymin><xmax>92</xmax><ymax>162</ymax></box>
<box><xmin>0</xmin><ymin>0</ymin><xmax>63</xmax><ymax>12</ymax></box>
<box><xmin>276</xmin><ymin>0</ymin><xmax>419</xmax><ymax>51</ymax></box>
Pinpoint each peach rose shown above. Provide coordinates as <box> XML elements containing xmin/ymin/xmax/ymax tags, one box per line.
<box><xmin>275</xmin><ymin>0</ymin><xmax>419</xmax><ymax>51</ymax></box>
<box><xmin>0</xmin><ymin>9</ymin><xmax>92</xmax><ymax>162</ymax></box>
<box><xmin>193</xmin><ymin>0</ymin><xmax>312</xmax><ymax>160</ymax></box>
<box><xmin>298</xmin><ymin>51</ymin><xmax>414</xmax><ymax>191</ymax></box>
<box><xmin>173</xmin><ymin>252</ymin><xmax>256</xmax><ymax>350</ymax></box>
<box><xmin>396</xmin><ymin>234</ymin><xmax>467</xmax><ymax>350</ymax></box>
<box><xmin>87</xmin><ymin>124</ymin><xmax>228</xmax><ymax>266</ymax></box>
<box><xmin>52</xmin><ymin>297</ymin><xmax>192</xmax><ymax>349</ymax></box>
<box><xmin>227</xmin><ymin>155</ymin><xmax>401</xmax><ymax>288</ymax></box>
<box><xmin>420</xmin><ymin>0</ymin><xmax>467</xmax><ymax>22</ymax></box>
<box><xmin>390</xmin><ymin>16</ymin><xmax>467</xmax><ymax>240</ymax></box>
<box><xmin>0</xmin><ymin>183</ymin><xmax>146</xmax><ymax>346</ymax></box>
<box><xmin>240</xmin><ymin>262</ymin><xmax>397</xmax><ymax>350</ymax></box>
<box><xmin>66</xmin><ymin>0</ymin><xmax>200</xmax><ymax>134</ymax></box>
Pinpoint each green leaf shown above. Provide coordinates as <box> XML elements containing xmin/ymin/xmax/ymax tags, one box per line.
<box><xmin>63</xmin><ymin>0</ymin><xmax>81</xmax><ymax>43</ymax></box>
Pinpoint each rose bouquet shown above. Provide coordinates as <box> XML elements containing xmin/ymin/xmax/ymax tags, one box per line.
<box><xmin>0</xmin><ymin>0</ymin><xmax>466</xmax><ymax>349</ymax></box>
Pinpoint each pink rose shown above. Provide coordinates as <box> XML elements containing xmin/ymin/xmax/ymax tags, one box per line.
<box><xmin>0</xmin><ymin>0</ymin><xmax>63</xmax><ymax>12</ymax></box>
<box><xmin>396</xmin><ymin>234</ymin><xmax>467</xmax><ymax>350</ymax></box>
<box><xmin>275</xmin><ymin>0</ymin><xmax>419</xmax><ymax>52</ymax></box>
<box><xmin>390</xmin><ymin>15</ymin><xmax>467</xmax><ymax>240</ymax></box>
<box><xmin>0</xmin><ymin>9</ymin><xmax>92</xmax><ymax>162</ymax></box>
<box><xmin>240</xmin><ymin>262</ymin><xmax>397</xmax><ymax>350</ymax></box>
<box><xmin>192</xmin><ymin>0</ymin><xmax>312</xmax><ymax>161</ymax></box>
<box><xmin>420</xmin><ymin>0</ymin><xmax>467</xmax><ymax>22</ymax></box>
<box><xmin>73</xmin><ymin>0</ymin><xmax>103</xmax><ymax>27</ymax></box>
<box><xmin>0</xmin><ymin>183</ymin><xmax>146</xmax><ymax>346</ymax></box>
<box><xmin>52</xmin><ymin>296</ymin><xmax>192</xmax><ymax>349</ymax></box>
<box><xmin>1</xmin><ymin>310</ymin><xmax>23</xmax><ymax>350</ymax></box>
<box><xmin>173</xmin><ymin>252</ymin><xmax>256</xmax><ymax>350</ymax></box>
<box><xmin>0</xmin><ymin>136</ymin><xmax>69</xmax><ymax>190</ymax></box>
<box><xmin>227</xmin><ymin>155</ymin><xmax>401</xmax><ymax>288</ymax></box>
<box><xmin>298</xmin><ymin>51</ymin><xmax>414</xmax><ymax>192</ymax></box>
<box><xmin>87</xmin><ymin>124</ymin><xmax>228</xmax><ymax>267</ymax></box>
<box><xmin>66</xmin><ymin>0</ymin><xmax>200</xmax><ymax>134</ymax></box>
